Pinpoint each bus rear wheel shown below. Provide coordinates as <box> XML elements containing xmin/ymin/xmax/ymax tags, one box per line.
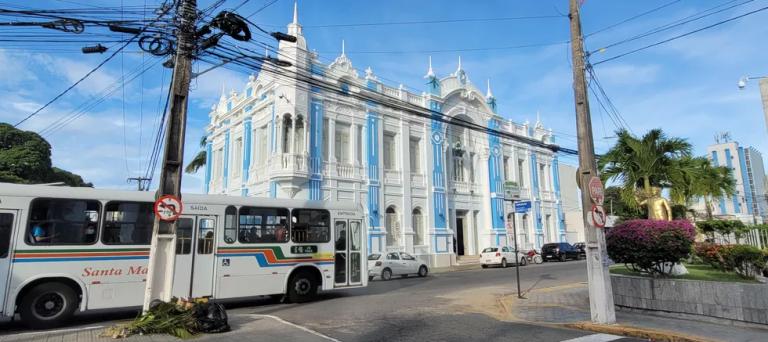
<box><xmin>19</xmin><ymin>282</ymin><xmax>78</xmax><ymax>330</ymax></box>
<box><xmin>287</xmin><ymin>270</ymin><xmax>318</xmax><ymax>304</ymax></box>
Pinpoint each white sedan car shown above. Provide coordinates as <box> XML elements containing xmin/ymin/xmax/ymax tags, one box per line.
<box><xmin>480</xmin><ymin>246</ymin><xmax>527</xmax><ymax>268</ymax></box>
<box><xmin>368</xmin><ymin>252</ymin><xmax>429</xmax><ymax>281</ymax></box>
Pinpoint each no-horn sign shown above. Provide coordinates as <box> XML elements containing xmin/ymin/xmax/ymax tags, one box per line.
<box><xmin>154</xmin><ymin>195</ymin><xmax>182</xmax><ymax>221</ymax></box>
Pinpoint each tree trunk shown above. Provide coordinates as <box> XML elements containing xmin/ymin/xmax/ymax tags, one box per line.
<box><xmin>704</xmin><ymin>196</ymin><xmax>713</xmax><ymax>220</ymax></box>
<box><xmin>644</xmin><ymin>178</ymin><xmax>653</xmax><ymax>219</ymax></box>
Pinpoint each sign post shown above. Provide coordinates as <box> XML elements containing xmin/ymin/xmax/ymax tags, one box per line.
<box><xmin>504</xmin><ymin>179</ymin><xmax>529</xmax><ymax>299</ymax></box>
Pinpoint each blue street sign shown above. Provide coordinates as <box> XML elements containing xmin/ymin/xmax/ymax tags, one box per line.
<box><xmin>514</xmin><ymin>201</ymin><xmax>532</xmax><ymax>213</ymax></box>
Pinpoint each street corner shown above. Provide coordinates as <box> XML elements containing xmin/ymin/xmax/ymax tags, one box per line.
<box><xmin>562</xmin><ymin>322</ymin><xmax>725</xmax><ymax>342</ymax></box>
<box><xmin>0</xmin><ymin>314</ymin><xmax>340</xmax><ymax>342</ymax></box>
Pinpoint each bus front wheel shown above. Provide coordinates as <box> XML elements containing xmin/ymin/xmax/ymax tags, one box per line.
<box><xmin>287</xmin><ymin>270</ymin><xmax>318</xmax><ymax>303</ymax></box>
<box><xmin>19</xmin><ymin>282</ymin><xmax>78</xmax><ymax>330</ymax></box>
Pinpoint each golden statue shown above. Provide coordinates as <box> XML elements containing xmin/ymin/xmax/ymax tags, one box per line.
<box><xmin>635</xmin><ymin>187</ymin><xmax>672</xmax><ymax>221</ymax></box>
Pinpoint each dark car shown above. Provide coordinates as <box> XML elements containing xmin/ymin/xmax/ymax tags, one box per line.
<box><xmin>572</xmin><ymin>242</ymin><xmax>587</xmax><ymax>258</ymax></box>
<box><xmin>541</xmin><ymin>242</ymin><xmax>583</xmax><ymax>262</ymax></box>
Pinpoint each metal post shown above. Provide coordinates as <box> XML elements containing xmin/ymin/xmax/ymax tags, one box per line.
<box><xmin>510</xmin><ymin>203</ymin><xmax>523</xmax><ymax>299</ymax></box>
<box><xmin>569</xmin><ymin>0</ymin><xmax>616</xmax><ymax>324</ymax></box>
<box><xmin>142</xmin><ymin>0</ymin><xmax>197</xmax><ymax>312</ymax></box>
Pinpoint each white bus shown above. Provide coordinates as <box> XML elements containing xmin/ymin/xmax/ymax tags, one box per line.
<box><xmin>0</xmin><ymin>183</ymin><xmax>367</xmax><ymax>329</ymax></box>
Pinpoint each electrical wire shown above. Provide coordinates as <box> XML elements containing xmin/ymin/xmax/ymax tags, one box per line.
<box><xmin>12</xmin><ymin>1</ymin><xmax>174</xmax><ymax>128</ymax></box>
<box><xmin>257</xmin><ymin>14</ymin><xmax>564</xmax><ymax>29</ymax></box>
<box><xmin>585</xmin><ymin>0</ymin><xmax>683</xmax><ymax>37</ymax></box>
<box><xmin>592</xmin><ymin>4</ymin><xmax>768</xmax><ymax>66</ymax></box>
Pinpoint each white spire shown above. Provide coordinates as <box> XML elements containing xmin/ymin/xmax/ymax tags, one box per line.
<box><xmin>536</xmin><ymin>110</ymin><xmax>540</xmax><ymax>124</ymax></box>
<box><xmin>219</xmin><ymin>82</ymin><xmax>226</xmax><ymax>101</ymax></box>
<box><xmin>342</xmin><ymin>39</ymin><xmax>345</xmax><ymax>57</ymax></box>
<box><xmin>293</xmin><ymin>2</ymin><xmax>298</xmax><ymax>24</ymax></box>
<box><xmin>455</xmin><ymin>55</ymin><xmax>462</xmax><ymax>74</ymax></box>
<box><xmin>265</xmin><ymin>44</ymin><xmax>269</xmax><ymax>58</ymax></box>
<box><xmin>486</xmin><ymin>79</ymin><xmax>493</xmax><ymax>99</ymax></box>
<box><xmin>424</xmin><ymin>55</ymin><xmax>435</xmax><ymax>78</ymax></box>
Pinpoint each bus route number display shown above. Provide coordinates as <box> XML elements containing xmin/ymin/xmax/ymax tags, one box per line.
<box><xmin>291</xmin><ymin>245</ymin><xmax>318</xmax><ymax>254</ymax></box>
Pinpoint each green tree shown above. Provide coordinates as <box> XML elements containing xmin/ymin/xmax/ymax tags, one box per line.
<box><xmin>597</xmin><ymin>128</ymin><xmax>693</xmax><ymax>218</ymax></box>
<box><xmin>691</xmin><ymin>158</ymin><xmax>736</xmax><ymax>220</ymax></box>
<box><xmin>0</xmin><ymin>123</ymin><xmax>92</xmax><ymax>186</ymax></box>
<box><xmin>604</xmin><ymin>186</ymin><xmax>646</xmax><ymax>221</ymax></box>
<box><xmin>184</xmin><ymin>135</ymin><xmax>207</xmax><ymax>174</ymax></box>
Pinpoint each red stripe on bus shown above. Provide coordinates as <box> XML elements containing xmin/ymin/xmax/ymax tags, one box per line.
<box><xmin>14</xmin><ymin>251</ymin><xmax>149</xmax><ymax>258</ymax></box>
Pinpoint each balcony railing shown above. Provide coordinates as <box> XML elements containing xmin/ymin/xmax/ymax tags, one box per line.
<box><xmin>411</xmin><ymin>173</ymin><xmax>425</xmax><ymax>187</ymax></box>
<box><xmin>269</xmin><ymin>153</ymin><xmax>308</xmax><ymax>175</ymax></box>
<box><xmin>384</xmin><ymin>170</ymin><xmax>402</xmax><ymax>185</ymax></box>
<box><xmin>449</xmin><ymin>180</ymin><xmax>478</xmax><ymax>193</ymax></box>
<box><xmin>336</xmin><ymin>163</ymin><xmax>355</xmax><ymax>178</ymax></box>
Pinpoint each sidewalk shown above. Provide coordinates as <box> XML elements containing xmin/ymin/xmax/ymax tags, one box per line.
<box><xmin>500</xmin><ymin>283</ymin><xmax>768</xmax><ymax>342</ymax></box>
<box><xmin>0</xmin><ymin>314</ymin><xmax>338</xmax><ymax>342</ymax></box>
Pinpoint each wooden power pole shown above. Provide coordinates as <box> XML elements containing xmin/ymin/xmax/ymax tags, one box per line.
<box><xmin>142</xmin><ymin>0</ymin><xmax>197</xmax><ymax>312</ymax></box>
<box><xmin>569</xmin><ymin>0</ymin><xmax>616</xmax><ymax>324</ymax></box>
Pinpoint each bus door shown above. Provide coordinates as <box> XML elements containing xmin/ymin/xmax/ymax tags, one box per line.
<box><xmin>173</xmin><ymin>215</ymin><xmax>217</xmax><ymax>298</ymax></box>
<box><xmin>0</xmin><ymin>210</ymin><xmax>15</xmax><ymax>314</ymax></box>
<box><xmin>333</xmin><ymin>218</ymin><xmax>363</xmax><ymax>287</ymax></box>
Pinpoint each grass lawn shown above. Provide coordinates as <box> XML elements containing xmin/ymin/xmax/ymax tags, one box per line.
<box><xmin>609</xmin><ymin>263</ymin><xmax>762</xmax><ymax>284</ymax></box>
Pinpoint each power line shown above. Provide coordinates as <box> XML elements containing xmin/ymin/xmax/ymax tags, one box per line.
<box><xmin>245</xmin><ymin>0</ymin><xmax>278</xmax><ymax>18</ymax></box>
<box><xmin>257</xmin><ymin>14</ymin><xmax>563</xmax><ymax>28</ymax></box>
<box><xmin>12</xmin><ymin>2</ymin><xmax>173</xmax><ymax>128</ymax></box>
<box><xmin>586</xmin><ymin>0</ymin><xmax>683</xmax><ymax>37</ymax></box>
<box><xmin>589</xmin><ymin>0</ymin><xmax>755</xmax><ymax>55</ymax></box>
<box><xmin>592</xmin><ymin>4</ymin><xmax>768</xmax><ymax>66</ymax></box>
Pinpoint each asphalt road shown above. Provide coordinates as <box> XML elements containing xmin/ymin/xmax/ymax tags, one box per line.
<box><xmin>1</xmin><ymin>260</ymin><xmax>644</xmax><ymax>342</ymax></box>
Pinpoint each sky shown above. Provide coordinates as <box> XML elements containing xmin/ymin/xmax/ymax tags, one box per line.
<box><xmin>1</xmin><ymin>0</ymin><xmax>767</xmax><ymax>194</ymax></box>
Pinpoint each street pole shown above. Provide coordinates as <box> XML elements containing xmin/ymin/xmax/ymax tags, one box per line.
<box><xmin>142</xmin><ymin>0</ymin><xmax>197</xmax><ymax>312</ymax></box>
<box><xmin>511</xmin><ymin>206</ymin><xmax>523</xmax><ymax>299</ymax></box>
<box><xmin>569</xmin><ymin>0</ymin><xmax>616</xmax><ymax>324</ymax></box>
<box><xmin>127</xmin><ymin>177</ymin><xmax>151</xmax><ymax>191</ymax></box>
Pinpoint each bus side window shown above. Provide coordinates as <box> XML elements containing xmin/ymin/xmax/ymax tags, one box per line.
<box><xmin>290</xmin><ymin>209</ymin><xmax>330</xmax><ymax>243</ymax></box>
<box><xmin>238</xmin><ymin>207</ymin><xmax>289</xmax><ymax>244</ymax></box>
<box><xmin>224</xmin><ymin>206</ymin><xmax>237</xmax><ymax>244</ymax></box>
<box><xmin>0</xmin><ymin>213</ymin><xmax>13</xmax><ymax>258</ymax></box>
<box><xmin>103</xmin><ymin>201</ymin><xmax>154</xmax><ymax>245</ymax></box>
<box><xmin>27</xmin><ymin>198</ymin><xmax>100</xmax><ymax>245</ymax></box>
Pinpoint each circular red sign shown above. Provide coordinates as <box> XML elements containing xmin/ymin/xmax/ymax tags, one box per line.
<box><xmin>154</xmin><ymin>195</ymin><xmax>183</xmax><ymax>221</ymax></box>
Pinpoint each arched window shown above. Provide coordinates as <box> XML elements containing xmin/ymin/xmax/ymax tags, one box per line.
<box><xmin>282</xmin><ymin>115</ymin><xmax>292</xmax><ymax>153</ymax></box>
<box><xmin>386</xmin><ymin>207</ymin><xmax>398</xmax><ymax>247</ymax></box>
<box><xmin>413</xmin><ymin>208</ymin><xmax>424</xmax><ymax>245</ymax></box>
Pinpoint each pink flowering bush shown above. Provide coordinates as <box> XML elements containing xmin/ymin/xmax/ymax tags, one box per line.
<box><xmin>606</xmin><ymin>219</ymin><xmax>696</xmax><ymax>277</ymax></box>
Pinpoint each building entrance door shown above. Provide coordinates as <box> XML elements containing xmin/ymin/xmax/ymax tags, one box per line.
<box><xmin>456</xmin><ymin>216</ymin><xmax>465</xmax><ymax>256</ymax></box>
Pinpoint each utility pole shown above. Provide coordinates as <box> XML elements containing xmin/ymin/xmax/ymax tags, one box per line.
<box><xmin>127</xmin><ymin>177</ymin><xmax>151</xmax><ymax>191</ymax></box>
<box><xmin>569</xmin><ymin>0</ymin><xmax>616</xmax><ymax>325</ymax></box>
<box><xmin>142</xmin><ymin>0</ymin><xmax>197</xmax><ymax>312</ymax></box>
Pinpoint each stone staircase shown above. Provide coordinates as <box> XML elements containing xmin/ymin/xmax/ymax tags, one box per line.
<box><xmin>456</xmin><ymin>254</ymin><xmax>481</xmax><ymax>265</ymax></box>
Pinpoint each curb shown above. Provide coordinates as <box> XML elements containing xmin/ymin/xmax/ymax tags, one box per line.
<box><xmin>430</xmin><ymin>264</ymin><xmax>482</xmax><ymax>274</ymax></box>
<box><xmin>563</xmin><ymin>322</ymin><xmax>724</xmax><ymax>342</ymax></box>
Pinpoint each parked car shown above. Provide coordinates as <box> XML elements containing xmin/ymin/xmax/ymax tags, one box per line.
<box><xmin>541</xmin><ymin>242</ymin><xmax>583</xmax><ymax>262</ymax></box>
<box><xmin>572</xmin><ymin>242</ymin><xmax>587</xmax><ymax>258</ymax></box>
<box><xmin>368</xmin><ymin>252</ymin><xmax>429</xmax><ymax>281</ymax></box>
<box><xmin>480</xmin><ymin>246</ymin><xmax>527</xmax><ymax>268</ymax></box>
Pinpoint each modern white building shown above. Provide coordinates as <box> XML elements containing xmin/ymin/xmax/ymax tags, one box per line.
<box><xmin>695</xmin><ymin>141</ymin><xmax>767</xmax><ymax>224</ymax></box>
<box><xmin>202</xmin><ymin>4</ymin><xmax>566</xmax><ymax>267</ymax></box>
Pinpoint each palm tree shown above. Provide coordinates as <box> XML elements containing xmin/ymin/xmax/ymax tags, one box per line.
<box><xmin>185</xmin><ymin>135</ymin><xmax>207</xmax><ymax>174</ymax></box>
<box><xmin>691</xmin><ymin>158</ymin><xmax>736</xmax><ymax>220</ymax></box>
<box><xmin>597</xmin><ymin>128</ymin><xmax>693</xmax><ymax>217</ymax></box>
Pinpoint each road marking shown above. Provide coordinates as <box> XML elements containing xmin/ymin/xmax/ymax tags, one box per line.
<box><xmin>250</xmin><ymin>314</ymin><xmax>341</xmax><ymax>342</ymax></box>
<box><xmin>561</xmin><ymin>334</ymin><xmax>623</xmax><ymax>342</ymax></box>
<box><xmin>5</xmin><ymin>325</ymin><xmax>104</xmax><ymax>337</ymax></box>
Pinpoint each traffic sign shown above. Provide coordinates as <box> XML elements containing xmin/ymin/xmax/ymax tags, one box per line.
<box><xmin>514</xmin><ymin>201</ymin><xmax>531</xmax><ymax>213</ymax></box>
<box><xmin>503</xmin><ymin>181</ymin><xmax>521</xmax><ymax>200</ymax></box>
<box><xmin>591</xmin><ymin>204</ymin><xmax>606</xmax><ymax>228</ymax></box>
<box><xmin>154</xmin><ymin>195</ymin><xmax>182</xmax><ymax>221</ymax></box>
<box><xmin>588</xmin><ymin>176</ymin><xmax>604</xmax><ymax>205</ymax></box>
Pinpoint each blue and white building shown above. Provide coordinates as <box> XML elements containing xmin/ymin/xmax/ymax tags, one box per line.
<box><xmin>203</xmin><ymin>4</ymin><xmax>565</xmax><ymax>267</ymax></box>
<box><xmin>695</xmin><ymin>140</ymin><xmax>768</xmax><ymax>224</ymax></box>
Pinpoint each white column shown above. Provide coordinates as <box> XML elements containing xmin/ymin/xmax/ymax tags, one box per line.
<box><xmin>360</xmin><ymin>121</ymin><xmax>367</xmax><ymax>179</ymax></box>
<box><xmin>303</xmin><ymin>118</ymin><xmax>309</xmax><ymax>154</ymax></box>
<box><xmin>351</xmin><ymin>123</ymin><xmax>359</xmax><ymax>165</ymax></box>
<box><xmin>329</xmin><ymin>118</ymin><xmax>337</xmax><ymax>162</ymax></box>
<box><xmin>400</xmin><ymin>120</ymin><xmax>413</xmax><ymax>252</ymax></box>
<box><xmin>479</xmin><ymin>149</ymin><xmax>493</xmax><ymax>248</ymax></box>
<box><xmin>290</xmin><ymin>117</ymin><xmax>296</xmax><ymax>154</ymax></box>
